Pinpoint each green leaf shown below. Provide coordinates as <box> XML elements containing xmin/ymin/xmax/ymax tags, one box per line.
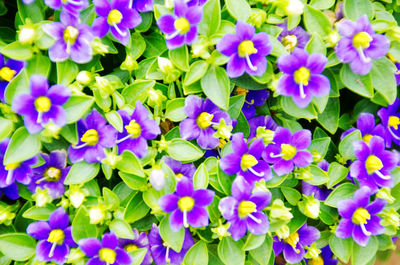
<box><xmin>124</xmin><ymin>192</ymin><xmax>150</xmax><ymax>223</ymax></box>
<box><xmin>228</xmin><ymin>95</ymin><xmax>245</xmax><ymax>120</ymax></box>
<box><xmin>184</xmin><ymin>61</ymin><xmax>209</xmax><ymax>86</ymax></box>
<box><xmin>310</xmin><ymin>0</ymin><xmax>335</xmax><ymax>9</ymax></box>
<box><xmin>0</xmin><ymin>41</ymin><xmax>33</xmax><ymax>61</ymax></box>
<box><xmin>115</xmin><ymin>150</ymin><xmax>144</xmax><ymax>177</ymax></box>
<box><xmin>325</xmin><ymin>183</ymin><xmax>357</xmax><ymax>208</ymax></box>
<box><xmin>327</xmin><ymin>162</ymin><xmax>349</xmax><ymax>189</ymax></box>
<box><xmin>22</xmin><ymin>205</ymin><xmax>56</xmax><ymax>220</ymax></box>
<box><xmin>201</xmin><ymin>66</ymin><xmax>230</xmax><ymax>110</ymax></box>
<box><xmin>17</xmin><ymin>0</ymin><xmax>44</xmax><ymax>23</ymax></box>
<box><xmin>183</xmin><ymin>241</ymin><xmax>209</xmax><ymax>265</ymax></box>
<box><xmin>317</xmin><ymin>97</ymin><xmax>340</xmax><ymax>134</ymax></box>
<box><xmin>280</xmin><ymin>96</ymin><xmax>318</xmax><ymax>119</ymax></box>
<box><xmin>305</xmin><ymin>34</ymin><xmax>326</xmax><ymax>55</ymax></box>
<box><xmin>338</xmin><ymin>130</ymin><xmax>362</xmax><ymax>161</ymax></box>
<box><xmin>352</xmin><ymin>236</ymin><xmax>377</xmax><ymax>265</ymax></box>
<box><xmin>130</xmin><ymin>248</ymin><xmax>148</xmax><ymax>265</ymax></box>
<box><xmin>198</xmin><ymin>0</ymin><xmax>220</xmax><ymax>36</ymax></box>
<box><xmin>110</xmin><ymin>219</ymin><xmax>135</xmax><ymax>240</ymax></box>
<box><xmin>167</xmin><ymin>139</ymin><xmax>204</xmax><ymax>162</ymax></box>
<box><xmin>193</xmin><ymin>163</ymin><xmax>209</xmax><ymax>189</ymax></box>
<box><xmin>281</xmin><ymin>187</ymin><xmax>301</xmax><ymax>205</ymax></box>
<box><xmin>165</xmin><ymin>98</ymin><xmax>187</xmax><ymax>122</ymax></box>
<box><xmin>225</xmin><ymin>0</ymin><xmax>251</xmax><ymax>22</ymax></box>
<box><xmin>343</xmin><ymin>0</ymin><xmax>373</xmax><ymax>20</ymax></box>
<box><xmin>217</xmin><ymin>237</ymin><xmax>245</xmax><ymax>265</ymax></box>
<box><xmin>0</xmin><ymin>118</ymin><xmax>13</xmax><ymax>141</ymax></box>
<box><xmin>4</xmin><ymin>69</ymin><xmax>29</xmax><ymax>104</ymax></box>
<box><xmin>64</xmin><ymin>95</ymin><xmax>95</xmax><ymax>124</ymax></box>
<box><xmin>57</xmin><ymin>60</ymin><xmax>79</xmax><ymax>86</ymax></box>
<box><xmin>340</xmin><ymin>63</ymin><xmax>373</xmax><ymax>98</ymax></box>
<box><xmin>303</xmin><ymin>5</ymin><xmax>332</xmax><ymax>36</ymax></box>
<box><xmin>249</xmin><ymin>236</ymin><xmax>273</xmax><ymax>265</ymax></box>
<box><xmin>0</xmin><ymin>233</ymin><xmax>35</xmax><ymax>261</ymax></box>
<box><xmin>242</xmin><ymin>234</ymin><xmax>266</xmax><ymax>251</ymax></box>
<box><xmin>103</xmin><ymin>187</ymin><xmax>120</xmax><ymax>210</ymax></box>
<box><xmin>370</xmin><ymin>57</ymin><xmax>397</xmax><ymax>105</ymax></box>
<box><xmin>119</xmin><ymin>172</ymin><xmax>147</xmax><ymax>190</ymax></box>
<box><xmin>3</xmin><ymin>127</ymin><xmax>41</xmax><ymax>165</ymax></box>
<box><xmin>122</xmin><ymin>80</ymin><xmax>155</xmax><ymax>105</ymax></box>
<box><xmin>159</xmin><ymin>217</ymin><xmax>185</xmax><ymax>252</ymax></box>
<box><xmin>128</xmin><ymin>32</ymin><xmax>146</xmax><ymax>60</ymax></box>
<box><xmin>26</xmin><ymin>54</ymin><xmax>51</xmax><ymax>78</ymax></box>
<box><xmin>105</xmin><ymin>110</ymin><xmax>123</xmax><ymax>132</ymax></box>
<box><xmin>64</xmin><ymin>161</ymin><xmax>100</xmax><ymax>185</ymax></box>
<box><xmin>169</xmin><ymin>45</ymin><xmax>189</xmax><ymax>71</ymax></box>
<box><xmin>71</xmin><ymin>206</ymin><xmax>97</xmax><ymax>242</ymax></box>
<box><xmin>307</xmin><ymin>137</ymin><xmax>330</xmax><ymax>159</ymax></box>
<box><xmin>305</xmin><ymin>165</ymin><xmax>330</xmax><ymax>186</ymax></box>
<box><xmin>329</xmin><ymin>236</ymin><xmax>352</xmax><ymax>263</ymax></box>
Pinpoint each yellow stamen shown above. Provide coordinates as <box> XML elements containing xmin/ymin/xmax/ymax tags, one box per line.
<box><xmin>365</xmin><ymin>155</ymin><xmax>383</xmax><ymax>175</ymax></box>
<box><xmin>352</xmin><ymin>208</ymin><xmax>370</xmax><ymax>225</ymax></box>
<box><xmin>362</xmin><ymin>134</ymin><xmax>372</xmax><ymax>144</ymax></box>
<box><xmin>238</xmin><ymin>200</ymin><xmax>257</xmax><ymax>218</ymax></box>
<box><xmin>218</xmin><ymin>138</ymin><xmax>227</xmax><ymax>149</ymax></box>
<box><xmin>352</xmin><ymin>32</ymin><xmax>372</xmax><ymax>49</ymax></box>
<box><xmin>63</xmin><ymin>26</ymin><xmax>79</xmax><ymax>45</ymax></box>
<box><xmin>47</xmin><ymin>229</ymin><xmax>65</xmax><ymax>244</ymax></box>
<box><xmin>178</xmin><ymin>196</ymin><xmax>194</xmax><ymax>212</ymax></box>
<box><xmin>294</xmin><ymin>67</ymin><xmax>310</xmax><ymax>85</ymax></box>
<box><xmin>107</xmin><ymin>9</ymin><xmax>123</xmax><ymax>25</ymax></box>
<box><xmin>99</xmin><ymin>248</ymin><xmax>117</xmax><ymax>264</ymax></box>
<box><xmin>282</xmin><ymin>34</ymin><xmax>298</xmax><ymax>51</ymax></box>
<box><xmin>285</xmin><ymin>232</ymin><xmax>299</xmax><ymax>248</ymax></box>
<box><xmin>174</xmin><ymin>18</ymin><xmax>190</xmax><ymax>34</ymax></box>
<box><xmin>388</xmin><ymin>116</ymin><xmax>400</xmax><ymax>130</ymax></box>
<box><xmin>240</xmin><ymin>154</ymin><xmax>258</xmax><ymax>171</ymax></box>
<box><xmin>0</xmin><ymin>67</ymin><xmax>16</xmax><ymax>82</ymax></box>
<box><xmin>235</xmin><ymin>87</ymin><xmax>249</xmax><ymax>96</ymax></box>
<box><xmin>309</xmin><ymin>256</ymin><xmax>324</xmax><ymax>265</ymax></box>
<box><xmin>175</xmin><ymin>173</ymin><xmax>184</xmax><ymax>180</ymax></box>
<box><xmin>124</xmin><ymin>243</ymin><xmax>138</xmax><ymax>252</ymax></box>
<box><xmin>81</xmin><ymin>129</ymin><xmax>99</xmax><ymax>146</ymax></box>
<box><xmin>196</xmin><ymin>112</ymin><xmax>213</xmax><ymax>129</ymax></box>
<box><xmin>5</xmin><ymin>162</ymin><xmax>20</xmax><ymax>170</ymax></box>
<box><xmin>34</xmin><ymin>96</ymin><xmax>51</xmax><ymax>112</ymax></box>
<box><xmin>125</xmin><ymin>120</ymin><xmax>141</xmax><ymax>138</ymax></box>
<box><xmin>44</xmin><ymin>167</ymin><xmax>61</xmax><ymax>181</ymax></box>
<box><xmin>281</xmin><ymin>144</ymin><xmax>297</xmax><ymax>160</ymax></box>
<box><xmin>238</xmin><ymin>40</ymin><xmax>258</xmax><ymax>58</ymax></box>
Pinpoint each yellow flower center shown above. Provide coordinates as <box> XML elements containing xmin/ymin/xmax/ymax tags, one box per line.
<box><xmin>125</xmin><ymin>120</ymin><xmax>141</xmax><ymax>138</ymax></box>
<box><xmin>294</xmin><ymin>67</ymin><xmax>310</xmax><ymax>85</ymax></box>
<box><xmin>107</xmin><ymin>9</ymin><xmax>123</xmax><ymax>25</ymax></box>
<box><xmin>178</xmin><ymin>196</ymin><xmax>194</xmax><ymax>212</ymax></box>
<box><xmin>5</xmin><ymin>162</ymin><xmax>20</xmax><ymax>170</ymax></box>
<box><xmin>44</xmin><ymin>167</ymin><xmax>61</xmax><ymax>181</ymax></box>
<box><xmin>196</xmin><ymin>112</ymin><xmax>213</xmax><ymax>129</ymax></box>
<box><xmin>352</xmin><ymin>32</ymin><xmax>372</xmax><ymax>49</ymax></box>
<box><xmin>175</xmin><ymin>173</ymin><xmax>184</xmax><ymax>180</ymax></box>
<box><xmin>282</xmin><ymin>34</ymin><xmax>298</xmax><ymax>51</ymax></box>
<box><xmin>47</xmin><ymin>229</ymin><xmax>65</xmax><ymax>245</ymax></box>
<box><xmin>388</xmin><ymin>116</ymin><xmax>400</xmax><ymax>130</ymax></box>
<box><xmin>0</xmin><ymin>67</ymin><xmax>16</xmax><ymax>82</ymax></box>
<box><xmin>281</xmin><ymin>144</ymin><xmax>297</xmax><ymax>160</ymax></box>
<box><xmin>238</xmin><ymin>40</ymin><xmax>258</xmax><ymax>58</ymax></box>
<box><xmin>174</xmin><ymin>18</ymin><xmax>190</xmax><ymax>34</ymax></box>
<box><xmin>284</xmin><ymin>232</ymin><xmax>299</xmax><ymax>248</ymax></box>
<box><xmin>238</xmin><ymin>200</ymin><xmax>257</xmax><ymax>218</ymax></box>
<box><xmin>365</xmin><ymin>155</ymin><xmax>383</xmax><ymax>175</ymax></box>
<box><xmin>34</xmin><ymin>96</ymin><xmax>51</xmax><ymax>112</ymax></box>
<box><xmin>99</xmin><ymin>248</ymin><xmax>117</xmax><ymax>264</ymax></box>
<box><xmin>81</xmin><ymin>129</ymin><xmax>99</xmax><ymax>146</ymax></box>
<box><xmin>309</xmin><ymin>256</ymin><xmax>324</xmax><ymax>265</ymax></box>
<box><xmin>124</xmin><ymin>243</ymin><xmax>138</xmax><ymax>252</ymax></box>
<box><xmin>63</xmin><ymin>26</ymin><xmax>79</xmax><ymax>45</ymax></box>
<box><xmin>352</xmin><ymin>208</ymin><xmax>371</xmax><ymax>225</ymax></box>
<box><xmin>362</xmin><ymin>134</ymin><xmax>372</xmax><ymax>144</ymax></box>
<box><xmin>235</xmin><ymin>87</ymin><xmax>249</xmax><ymax>96</ymax></box>
<box><xmin>240</xmin><ymin>154</ymin><xmax>258</xmax><ymax>171</ymax></box>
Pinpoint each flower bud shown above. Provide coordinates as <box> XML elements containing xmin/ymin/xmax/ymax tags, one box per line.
<box><xmin>158</xmin><ymin>57</ymin><xmax>181</xmax><ymax>83</ymax></box>
<box><xmin>0</xmin><ymin>203</ymin><xmax>16</xmax><ymax>226</ymax></box>
<box><xmin>157</xmin><ymin>136</ymin><xmax>170</xmax><ymax>152</ymax></box>
<box><xmin>285</xmin><ymin>0</ymin><xmax>304</xmax><ymax>16</ymax></box>
<box><xmin>102</xmin><ymin>152</ymin><xmax>122</xmax><ymax>168</ymax></box>
<box><xmin>248</xmin><ymin>9</ymin><xmax>266</xmax><ymax>28</ymax></box>
<box><xmin>267</xmin><ymin>199</ymin><xmax>293</xmax><ymax>221</ymax></box>
<box><xmin>89</xmin><ymin>206</ymin><xmax>106</xmax><ymax>225</ymax></box>
<box><xmin>94</xmin><ymin>76</ymin><xmax>114</xmax><ymax>98</ymax></box>
<box><xmin>211</xmin><ymin>222</ymin><xmax>231</xmax><ymax>240</ymax></box>
<box><xmin>76</xmin><ymin>71</ymin><xmax>94</xmax><ymax>86</ymax></box>
<box><xmin>91</xmin><ymin>38</ymin><xmax>109</xmax><ymax>56</ymax></box>
<box><xmin>121</xmin><ymin>54</ymin><xmax>139</xmax><ymax>72</ymax></box>
<box><xmin>165</xmin><ymin>0</ymin><xmax>174</xmax><ymax>9</ymax></box>
<box><xmin>376</xmin><ymin>187</ymin><xmax>395</xmax><ymax>204</ymax></box>
<box><xmin>298</xmin><ymin>195</ymin><xmax>320</xmax><ymax>219</ymax></box>
<box><xmin>253</xmin><ymin>179</ymin><xmax>269</xmax><ymax>194</ymax></box>
<box><xmin>32</xmin><ymin>188</ymin><xmax>53</xmax><ymax>207</ymax></box>
<box><xmin>147</xmin><ymin>88</ymin><xmax>167</xmax><ymax>108</ymax></box>
<box><xmin>379</xmin><ymin>208</ymin><xmax>400</xmax><ymax>235</ymax></box>
<box><xmin>325</xmin><ymin>30</ymin><xmax>340</xmax><ymax>48</ymax></box>
<box><xmin>276</xmin><ymin>224</ymin><xmax>290</xmax><ymax>240</ymax></box>
<box><xmin>67</xmin><ymin>185</ymin><xmax>87</xmax><ymax>208</ymax></box>
<box><xmin>256</xmin><ymin>127</ymin><xmax>275</xmax><ymax>145</ymax></box>
<box><xmin>18</xmin><ymin>26</ymin><xmax>36</xmax><ymax>45</ymax></box>
<box><xmin>41</xmin><ymin>123</ymin><xmax>61</xmax><ymax>139</ymax></box>
<box><xmin>149</xmin><ymin>168</ymin><xmax>166</xmax><ymax>191</ymax></box>
<box><xmin>304</xmin><ymin>243</ymin><xmax>321</xmax><ymax>260</ymax></box>
<box><xmin>191</xmin><ymin>37</ymin><xmax>212</xmax><ymax>59</ymax></box>
<box><xmin>213</xmin><ymin>118</ymin><xmax>233</xmax><ymax>141</ymax></box>
<box><xmin>295</xmin><ymin>167</ymin><xmax>313</xmax><ymax>181</ymax></box>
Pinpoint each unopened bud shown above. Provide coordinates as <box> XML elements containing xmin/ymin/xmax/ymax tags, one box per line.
<box><xmin>248</xmin><ymin>9</ymin><xmax>266</xmax><ymax>28</ymax></box>
<box><xmin>89</xmin><ymin>206</ymin><xmax>106</xmax><ymax>225</ymax></box>
<box><xmin>276</xmin><ymin>224</ymin><xmax>290</xmax><ymax>240</ymax></box>
<box><xmin>304</xmin><ymin>243</ymin><xmax>321</xmax><ymax>260</ymax></box>
<box><xmin>19</xmin><ymin>26</ymin><xmax>36</xmax><ymax>45</ymax></box>
<box><xmin>76</xmin><ymin>71</ymin><xmax>94</xmax><ymax>86</ymax></box>
<box><xmin>121</xmin><ymin>54</ymin><xmax>139</xmax><ymax>72</ymax></box>
<box><xmin>376</xmin><ymin>188</ymin><xmax>395</xmax><ymax>204</ymax></box>
<box><xmin>285</xmin><ymin>0</ymin><xmax>304</xmax><ymax>16</ymax></box>
<box><xmin>256</xmin><ymin>127</ymin><xmax>275</xmax><ymax>145</ymax></box>
<box><xmin>149</xmin><ymin>168</ymin><xmax>166</xmax><ymax>191</ymax></box>
<box><xmin>267</xmin><ymin>199</ymin><xmax>293</xmax><ymax>221</ymax></box>
<box><xmin>32</xmin><ymin>188</ymin><xmax>53</xmax><ymax>207</ymax></box>
<box><xmin>298</xmin><ymin>195</ymin><xmax>320</xmax><ymax>219</ymax></box>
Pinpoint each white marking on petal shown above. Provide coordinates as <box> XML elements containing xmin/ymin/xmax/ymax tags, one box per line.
<box><xmin>299</xmin><ymin>83</ymin><xmax>306</xmax><ymax>99</ymax></box>
<box><xmin>388</xmin><ymin>127</ymin><xmax>400</xmax><ymax>140</ymax></box>
<box><xmin>5</xmin><ymin>170</ymin><xmax>13</xmax><ymax>185</ymax></box>
<box><xmin>245</xmin><ymin>54</ymin><xmax>258</xmax><ymax>71</ymax></box>
<box><xmin>112</xmin><ymin>22</ymin><xmax>127</xmax><ymax>37</ymax></box>
<box><xmin>357</xmin><ymin>47</ymin><xmax>371</xmax><ymax>63</ymax></box>
<box><xmin>247</xmin><ymin>213</ymin><xmax>262</xmax><ymax>224</ymax></box>
<box><xmin>360</xmin><ymin>223</ymin><xmax>372</xmax><ymax>236</ymax></box>
<box><xmin>375</xmin><ymin>170</ymin><xmax>391</xmax><ymax>180</ymax></box>
<box><xmin>248</xmin><ymin>167</ymin><xmax>265</xmax><ymax>177</ymax></box>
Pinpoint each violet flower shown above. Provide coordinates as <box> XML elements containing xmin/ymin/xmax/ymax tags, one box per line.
<box><xmin>43</xmin><ymin>13</ymin><xmax>94</xmax><ymax>64</ymax></box>
<box><xmin>350</xmin><ymin>136</ymin><xmax>398</xmax><ymax>193</ymax></box>
<box><xmin>28</xmin><ymin>150</ymin><xmax>70</xmax><ymax>199</ymax></box>
<box><xmin>336</xmin><ymin>15</ymin><xmax>390</xmax><ymax>75</ymax></box>
<box><xmin>335</xmin><ymin>186</ymin><xmax>386</xmax><ymax>246</ymax></box>
<box><xmin>12</xmin><ymin>75</ymin><xmax>71</xmax><ymax>134</ymax></box>
<box><xmin>79</xmin><ymin>232</ymin><xmax>132</xmax><ymax>265</ymax></box>
<box><xmin>162</xmin><ymin>156</ymin><xmax>196</xmax><ymax>180</ymax></box>
<box><xmin>273</xmin><ymin>224</ymin><xmax>320</xmax><ymax>264</ymax></box>
<box><xmin>116</xmin><ymin>101</ymin><xmax>160</xmax><ymax>158</ymax></box>
<box><xmin>186</xmin><ymin>0</ymin><xmax>207</xmax><ymax>6</ymax></box>
<box><xmin>248</xmin><ymin>115</ymin><xmax>278</xmax><ymax>140</ymax></box>
<box><xmin>302</xmin><ymin>160</ymin><xmax>332</xmax><ymax>201</ymax></box>
<box><xmin>157</xmin><ymin>0</ymin><xmax>202</xmax><ymax>49</ymax></box>
<box><xmin>148</xmin><ymin>224</ymin><xmax>194</xmax><ymax>265</ymax></box>
<box><xmin>68</xmin><ymin>109</ymin><xmax>117</xmax><ymax>164</ymax></box>
<box><xmin>341</xmin><ymin>113</ymin><xmax>385</xmax><ymax>144</ymax></box>
<box><xmin>377</xmin><ymin>98</ymin><xmax>400</xmax><ymax>148</ymax></box>
<box><xmin>129</xmin><ymin>0</ymin><xmax>153</xmax><ymax>12</ymax></box>
<box><xmin>306</xmin><ymin>245</ymin><xmax>338</xmax><ymax>265</ymax></box>
<box><xmin>276</xmin><ymin>48</ymin><xmax>330</xmax><ymax>108</ymax></box>
<box><xmin>118</xmin><ymin>229</ymin><xmax>152</xmax><ymax>265</ymax></box>
<box><xmin>27</xmin><ymin>207</ymin><xmax>77</xmax><ymax>264</ymax></box>
<box><xmin>277</xmin><ymin>22</ymin><xmax>310</xmax><ymax>52</ymax></box>
<box><xmin>158</xmin><ymin>176</ymin><xmax>214</xmax><ymax>232</ymax></box>
<box><xmin>179</xmin><ymin>95</ymin><xmax>232</xmax><ymax>149</ymax></box>
<box><xmin>216</xmin><ymin>21</ymin><xmax>272</xmax><ymax>78</ymax></box>
<box><xmin>44</xmin><ymin>0</ymin><xmax>88</xmax><ymax>14</ymax></box>
<box><xmin>395</xmin><ymin>62</ymin><xmax>400</xmax><ymax>85</ymax></box>
<box><xmin>263</xmin><ymin>127</ymin><xmax>313</xmax><ymax>176</ymax></box>
<box><xmin>92</xmin><ymin>0</ymin><xmax>142</xmax><ymax>45</ymax></box>
<box><xmin>0</xmin><ymin>183</ymin><xmax>19</xmax><ymax>200</ymax></box>
<box><xmin>220</xmin><ymin>133</ymin><xmax>271</xmax><ymax>184</ymax></box>
<box><xmin>0</xmin><ymin>54</ymin><xmax>25</xmax><ymax>102</ymax></box>
<box><xmin>235</xmin><ymin>88</ymin><xmax>269</xmax><ymax>119</ymax></box>
<box><xmin>218</xmin><ymin>175</ymin><xmax>271</xmax><ymax>241</ymax></box>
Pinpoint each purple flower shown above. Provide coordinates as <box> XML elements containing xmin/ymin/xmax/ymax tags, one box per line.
<box><xmin>341</xmin><ymin>113</ymin><xmax>385</xmax><ymax>144</ymax></box>
<box><xmin>277</xmin><ymin>22</ymin><xmax>310</xmax><ymax>52</ymax></box>
<box><xmin>148</xmin><ymin>224</ymin><xmax>194</xmax><ymax>265</ymax></box>
<box><xmin>44</xmin><ymin>0</ymin><xmax>88</xmax><ymax>14</ymax></box>
<box><xmin>277</xmin><ymin>48</ymin><xmax>330</xmax><ymax>108</ymax></box>
<box><xmin>248</xmin><ymin>115</ymin><xmax>278</xmax><ymax>140</ymax></box>
<box><xmin>302</xmin><ymin>160</ymin><xmax>332</xmax><ymax>201</ymax></box>
<box><xmin>28</xmin><ymin>150</ymin><xmax>70</xmax><ymax>199</ymax></box>
<box><xmin>218</xmin><ymin>175</ymin><xmax>271</xmax><ymax>241</ymax></box>
<box><xmin>395</xmin><ymin>62</ymin><xmax>400</xmax><ymax>85</ymax></box>
<box><xmin>220</xmin><ymin>133</ymin><xmax>271</xmax><ymax>184</ymax></box>
<box><xmin>27</xmin><ymin>207</ymin><xmax>77</xmax><ymax>264</ymax></box>
<box><xmin>93</xmin><ymin>0</ymin><xmax>142</xmax><ymax>45</ymax></box>
<box><xmin>377</xmin><ymin>98</ymin><xmax>400</xmax><ymax>148</ymax></box>
<box><xmin>162</xmin><ymin>156</ymin><xmax>196</xmax><ymax>180</ymax></box>
<box><xmin>237</xmin><ymin>89</ymin><xmax>269</xmax><ymax>119</ymax></box>
<box><xmin>306</xmin><ymin>245</ymin><xmax>338</xmax><ymax>265</ymax></box>
<box><xmin>186</xmin><ymin>0</ymin><xmax>207</xmax><ymax>6</ymax></box>
<box><xmin>12</xmin><ymin>75</ymin><xmax>70</xmax><ymax>134</ymax></box>
<box><xmin>0</xmin><ymin>138</ymin><xmax>37</xmax><ymax>188</ymax></box>
<box><xmin>129</xmin><ymin>0</ymin><xmax>153</xmax><ymax>12</ymax></box>
<box><xmin>119</xmin><ymin>229</ymin><xmax>152</xmax><ymax>265</ymax></box>
<box><xmin>68</xmin><ymin>109</ymin><xmax>117</xmax><ymax>164</ymax></box>
<box><xmin>0</xmin><ymin>54</ymin><xmax>25</xmax><ymax>102</ymax></box>
<box><xmin>158</xmin><ymin>176</ymin><xmax>214</xmax><ymax>232</ymax></box>
<box><xmin>22</xmin><ymin>0</ymin><xmax>36</xmax><ymax>4</ymax></box>
<box><xmin>157</xmin><ymin>0</ymin><xmax>202</xmax><ymax>49</ymax></box>
<box><xmin>350</xmin><ymin>136</ymin><xmax>398</xmax><ymax>193</ymax></box>
<box><xmin>217</xmin><ymin>21</ymin><xmax>272</xmax><ymax>78</ymax></box>
<box><xmin>0</xmin><ymin>183</ymin><xmax>19</xmax><ymax>200</ymax></box>
<box><xmin>336</xmin><ymin>15</ymin><xmax>390</xmax><ymax>75</ymax></box>
<box><xmin>273</xmin><ymin>224</ymin><xmax>320</xmax><ymax>264</ymax></box>
<box><xmin>79</xmin><ymin>232</ymin><xmax>132</xmax><ymax>265</ymax></box>
<box><xmin>263</xmin><ymin>127</ymin><xmax>313</xmax><ymax>176</ymax></box>
<box><xmin>335</xmin><ymin>186</ymin><xmax>386</xmax><ymax>246</ymax></box>
<box><xmin>43</xmin><ymin>13</ymin><xmax>94</xmax><ymax>64</ymax></box>
<box><xmin>179</xmin><ymin>95</ymin><xmax>232</xmax><ymax>149</ymax></box>
<box><xmin>116</xmin><ymin>101</ymin><xmax>160</xmax><ymax>158</ymax></box>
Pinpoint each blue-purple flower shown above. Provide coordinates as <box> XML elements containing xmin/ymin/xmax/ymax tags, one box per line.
<box><xmin>27</xmin><ymin>207</ymin><xmax>76</xmax><ymax>264</ymax></box>
<box><xmin>158</xmin><ymin>176</ymin><xmax>214</xmax><ymax>232</ymax></box>
<box><xmin>0</xmin><ymin>54</ymin><xmax>25</xmax><ymax>102</ymax></box>
<box><xmin>218</xmin><ymin>175</ymin><xmax>271</xmax><ymax>241</ymax></box>
<box><xmin>157</xmin><ymin>0</ymin><xmax>202</xmax><ymax>49</ymax></box>
<box><xmin>263</xmin><ymin>127</ymin><xmax>313</xmax><ymax>176</ymax></box>
<box><xmin>278</xmin><ymin>22</ymin><xmax>310</xmax><ymax>52</ymax></box>
<box><xmin>0</xmin><ymin>183</ymin><xmax>19</xmax><ymax>200</ymax></box>
<box><xmin>220</xmin><ymin>133</ymin><xmax>271</xmax><ymax>184</ymax></box>
<box><xmin>116</xmin><ymin>101</ymin><xmax>160</xmax><ymax>158</ymax></box>
<box><xmin>335</xmin><ymin>186</ymin><xmax>386</xmax><ymax>246</ymax></box>
<box><xmin>44</xmin><ymin>0</ymin><xmax>88</xmax><ymax>14</ymax></box>
<box><xmin>129</xmin><ymin>0</ymin><xmax>153</xmax><ymax>12</ymax></box>
<box><xmin>248</xmin><ymin>115</ymin><xmax>278</xmax><ymax>140</ymax></box>
<box><xmin>119</xmin><ymin>229</ymin><xmax>152</xmax><ymax>265</ymax></box>
<box><xmin>302</xmin><ymin>160</ymin><xmax>332</xmax><ymax>201</ymax></box>
<box><xmin>217</xmin><ymin>21</ymin><xmax>272</xmax><ymax>78</ymax></box>
<box><xmin>162</xmin><ymin>156</ymin><xmax>196</xmax><ymax>180</ymax></box>
<box><xmin>179</xmin><ymin>95</ymin><xmax>232</xmax><ymax>149</ymax></box>
<box><xmin>79</xmin><ymin>232</ymin><xmax>132</xmax><ymax>265</ymax></box>
<box><xmin>350</xmin><ymin>136</ymin><xmax>398</xmax><ymax>193</ymax></box>
<box><xmin>306</xmin><ymin>245</ymin><xmax>338</xmax><ymax>265</ymax></box>
<box><xmin>336</xmin><ymin>15</ymin><xmax>390</xmax><ymax>75</ymax></box>
<box><xmin>93</xmin><ymin>0</ymin><xmax>142</xmax><ymax>45</ymax></box>
<box><xmin>235</xmin><ymin>88</ymin><xmax>269</xmax><ymax>119</ymax></box>
<box><xmin>68</xmin><ymin>109</ymin><xmax>117</xmax><ymax>163</ymax></box>
<box><xmin>395</xmin><ymin>62</ymin><xmax>400</xmax><ymax>85</ymax></box>
<box><xmin>43</xmin><ymin>13</ymin><xmax>94</xmax><ymax>64</ymax></box>
<box><xmin>277</xmin><ymin>48</ymin><xmax>330</xmax><ymax>108</ymax></box>
<box><xmin>28</xmin><ymin>150</ymin><xmax>70</xmax><ymax>199</ymax></box>
<box><xmin>12</xmin><ymin>75</ymin><xmax>71</xmax><ymax>134</ymax></box>
<box><xmin>341</xmin><ymin>113</ymin><xmax>385</xmax><ymax>144</ymax></box>
<box><xmin>377</xmin><ymin>98</ymin><xmax>400</xmax><ymax>148</ymax></box>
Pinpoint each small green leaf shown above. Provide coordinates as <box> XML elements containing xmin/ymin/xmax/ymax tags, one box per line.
<box><xmin>352</xmin><ymin>236</ymin><xmax>377</xmax><ymax>265</ymax></box>
<box><xmin>317</xmin><ymin>97</ymin><xmax>340</xmax><ymax>134</ymax></box>
<box><xmin>159</xmin><ymin>217</ymin><xmax>185</xmax><ymax>252</ymax></box>
<box><xmin>370</xmin><ymin>57</ymin><xmax>397</xmax><ymax>105</ymax></box>
<box><xmin>325</xmin><ymin>183</ymin><xmax>357</xmax><ymax>208</ymax></box>
<box><xmin>105</xmin><ymin>110</ymin><xmax>123</xmax><ymax>132</ymax></box>
<box><xmin>201</xmin><ymin>66</ymin><xmax>230</xmax><ymax>110</ymax></box>
<box><xmin>167</xmin><ymin>139</ymin><xmax>204</xmax><ymax>162</ymax></box>
<box><xmin>64</xmin><ymin>95</ymin><xmax>95</xmax><ymax>124</ymax></box>
<box><xmin>116</xmin><ymin>151</ymin><xmax>145</xmax><ymax>177</ymax></box>
<box><xmin>193</xmin><ymin>163</ymin><xmax>209</xmax><ymax>189</ymax></box>
<box><xmin>225</xmin><ymin>0</ymin><xmax>251</xmax><ymax>22</ymax></box>
<box><xmin>165</xmin><ymin>98</ymin><xmax>187</xmax><ymax>122</ymax></box>
<box><xmin>198</xmin><ymin>0</ymin><xmax>221</xmax><ymax>36</ymax></box>
<box><xmin>184</xmin><ymin>61</ymin><xmax>209</xmax><ymax>86</ymax></box>
<box><xmin>122</xmin><ymin>80</ymin><xmax>155</xmax><ymax>105</ymax></box>
<box><xmin>0</xmin><ymin>233</ymin><xmax>36</xmax><ymax>261</ymax></box>
<box><xmin>338</xmin><ymin>130</ymin><xmax>362</xmax><ymax>161</ymax></box>
<box><xmin>242</xmin><ymin>234</ymin><xmax>266</xmax><ymax>251</ymax></box>
<box><xmin>281</xmin><ymin>187</ymin><xmax>301</xmax><ymax>206</ymax></box>
<box><xmin>26</xmin><ymin>54</ymin><xmax>51</xmax><ymax>77</ymax></box>
<box><xmin>71</xmin><ymin>206</ymin><xmax>97</xmax><ymax>242</ymax></box>
<box><xmin>124</xmin><ymin>192</ymin><xmax>150</xmax><ymax>223</ymax></box>
<box><xmin>22</xmin><ymin>205</ymin><xmax>56</xmax><ymax>220</ymax></box>
<box><xmin>218</xmin><ymin>237</ymin><xmax>245</xmax><ymax>265</ymax></box>
<box><xmin>304</xmin><ymin>165</ymin><xmax>329</xmax><ymax>186</ymax></box>
<box><xmin>0</xmin><ymin>41</ymin><xmax>33</xmax><ymax>61</ymax></box>
<box><xmin>327</xmin><ymin>162</ymin><xmax>349</xmax><ymax>189</ymax></box>
<box><xmin>249</xmin><ymin>236</ymin><xmax>273</xmax><ymax>265</ymax></box>
<box><xmin>343</xmin><ymin>0</ymin><xmax>373</xmax><ymax>20</ymax></box>
<box><xmin>4</xmin><ymin>127</ymin><xmax>41</xmax><ymax>165</ymax></box>
<box><xmin>64</xmin><ymin>161</ymin><xmax>100</xmax><ymax>185</ymax></box>
<box><xmin>303</xmin><ymin>5</ymin><xmax>332</xmax><ymax>36</ymax></box>
<box><xmin>228</xmin><ymin>95</ymin><xmax>245</xmax><ymax>120</ymax></box>
<box><xmin>183</xmin><ymin>241</ymin><xmax>209</xmax><ymax>265</ymax></box>
<box><xmin>281</xmin><ymin>96</ymin><xmax>318</xmax><ymax>119</ymax></box>
<box><xmin>0</xmin><ymin>118</ymin><xmax>13</xmax><ymax>141</ymax></box>
<box><xmin>329</xmin><ymin>235</ymin><xmax>353</xmax><ymax>263</ymax></box>
<box><xmin>4</xmin><ymin>69</ymin><xmax>29</xmax><ymax>104</ymax></box>
<box><xmin>110</xmin><ymin>219</ymin><xmax>135</xmax><ymax>239</ymax></box>
<box><xmin>57</xmin><ymin>60</ymin><xmax>79</xmax><ymax>86</ymax></box>
<box><xmin>169</xmin><ymin>45</ymin><xmax>189</xmax><ymax>71</ymax></box>
<box><xmin>340</xmin><ymin>64</ymin><xmax>373</xmax><ymax>98</ymax></box>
